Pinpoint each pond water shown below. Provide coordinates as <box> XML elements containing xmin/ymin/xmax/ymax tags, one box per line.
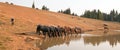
<box><xmin>34</xmin><ymin>31</ymin><xmax>120</xmax><ymax>50</ymax></box>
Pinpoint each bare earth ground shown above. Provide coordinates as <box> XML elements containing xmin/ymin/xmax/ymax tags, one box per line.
<box><xmin>0</xmin><ymin>2</ymin><xmax>120</xmax><ymax>50</ymax></box>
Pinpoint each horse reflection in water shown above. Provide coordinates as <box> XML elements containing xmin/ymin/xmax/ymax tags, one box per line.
<box><xmin>103</xmin><ymin>30</ymin><xmax>109</xmax><ymax>34</ymax></box>
<box><xmin>34</xmin><ymin>34</ymin><xmax>81</xmax><ymax>50</ymax></box>
<box><xmin>83</xmin><ymin>33</ymin><xmax>120</xmax><ymax>47</ymax></box>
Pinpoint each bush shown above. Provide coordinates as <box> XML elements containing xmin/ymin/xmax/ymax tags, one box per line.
<box><xmin>42</xmin><ymin>5</ymin><xmax>49</xmax><ymax>11</ymax></box>
<box><xmin>10</xmin><ymin>3</ymin><xmax>14</xmax><ymax>5</ymax></box>
<box><xmin>36</xmin><ymin>8</ymin><xmax>39</xmax><ymax>10</ymax></box>
<box><xmin>5</xmin><ymin>2</ymin><xmax>9</xmax><ymax>4</ymax></box>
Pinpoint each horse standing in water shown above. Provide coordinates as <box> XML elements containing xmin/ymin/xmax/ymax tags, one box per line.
<box><xmin>36</xmin><ymin>24</ymin><xmax>83</xmax><ymax>37</ymax></box>
<box><xmin>36</xmin><ymin>25</ymin><xmax>51</xmax><ymax>37</ymax></box>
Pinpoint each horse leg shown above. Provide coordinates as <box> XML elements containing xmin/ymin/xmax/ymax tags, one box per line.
<box><xmin>43</xmin><ymin>32</ymin><xmax>46</xmax><ymax>37</ymax></box>
<box><xmin>36</xmin><ymin>30</ymin><xmax>40</xmax><ymax>35</ymax></box>
<box><xmin>38</xmin><ymin>31</ymin><xmax>41</xmax><ymax>35</ymax></box>
<box><xmin>48</xmin><ymin>32</ymin><xmax>51</xmax><ymax>37</ymax></box>
<box><xmin>55</xmin><ymin>32</ymin><xmax>57</xmax><ymax>37</ymax></box>
<box><xmin>60</xmin><ymin>32</ymin><xmax>62</xmax><ymax>36</ymax></box>
<box><xmin>58</xmin><ymin>32</ymin><xmax>60</xmax><ymax>37</ymax></box>
<box><xmin>64</xmin><ymin>32</ymin><xmax>66</xmax><ymax>36</ymax></box>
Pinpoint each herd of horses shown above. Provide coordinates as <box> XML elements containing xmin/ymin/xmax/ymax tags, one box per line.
<box><xmin>36</xmin><ymin>24</ymin><xmax>82</xmax><ymax>37</ymax></box>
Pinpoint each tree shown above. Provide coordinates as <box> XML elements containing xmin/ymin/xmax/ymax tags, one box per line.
<box><xmin>81</xmin><ymin>9</ymin><xmax>120</xmax><ymax>22</ymax></box>
<box><xmin>10</xmin><ymin>3</ymin><xmax>14</xmax><ymax>5</ymax></box>
<box><xmin>114</xmin><ymin>11</ymin><xmax>118</xmax><ymax>21</ymax></box>
<box><xmin>63</xmin><ymin>8</ymin><xmax>71</xmax><ymax>15</ymax></box>
<box><xmin>32</xmin><ymin>1</ymin><xmax>35</xmax><ymax>8</ymax></box>
<box><xmin>97</xmin><ymin>10</ymin><xmax>103</xmax><ymax>20</ymax></box>
<box><xmin>5</xmin><ymin>2</ymin><xmax>9</xmax><ymax>4</ymax></box>
<box><xmin>91</xmin><ymin>10</ymin><xmax>97</xmax><ymax>19</ymax></box>
<box><xmin>72</xmin><ymin>13</ymin><xmax>75</xmax><ymax>16</ymax></box>
<box><xmin>42</xmin><ymin>5</ymin><xmax>49</xmax><ymax>11</ymax></box>
<box><xmin>58</xmin><ymin>10</ymin><xmax>63</xmax><ymax>13</ymax></box>
<box><xmin>116</xmin><ymin>14</ymin><xmax>120</xmax><ymax>22</ymax></box>
<box><xmin>71</xmin><ymin>13</ymin><xmax>78</xmax><ymax>16</ymax></box>
<box><xmin>109</xmin><ymin>9</ymin><xmax>118</xmax><ymax>21</ymax></box>
<box><xmin>82</xmin><ymin>10</ymin><xmax>91</xmax><ymax>18</ymax></box>
<box><xmin>103</xmin><ymin>13</ymin><xmax>109</xmax><ymax>21</ymax></box>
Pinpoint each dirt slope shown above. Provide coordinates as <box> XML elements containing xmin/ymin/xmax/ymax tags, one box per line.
<box><xmin>0</xmin><ymin>2</ymin><xmax>120</xmax><ymax>50</ymax></box>
<box><xmin>1</xmin><ymin>2</ymin><xmax>120</xmax><ymax>31</ymax></box>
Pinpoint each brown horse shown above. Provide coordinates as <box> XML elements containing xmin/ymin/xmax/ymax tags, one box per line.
<box><xmin>74</xmin><ymin>27</ymin><xmax>82</xmax><ymax>34</ymax></box>
<box><xmin>64</xmin><ymin>26</ymin><xmax>72</xmax><ymax>34</ymax></box>
<box><xmin>103</xmin><ymin>24</ymin><xmax>109</xmax><ymax>30</ymax></box>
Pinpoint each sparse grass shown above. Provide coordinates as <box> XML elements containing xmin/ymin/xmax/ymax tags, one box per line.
<box><xmin>0</xmin><ymin>35</ymin><xmax>12</xmax><ymax>50</ymax></box>
<box><xmin>0</xmin><ymin>40</ymin><xmax>6</xmax><ymax>50</ymax></box>
<box><xmin>0</xmin><ymin>36</ymin><xmax>13</xmax><ymax>42</ymax></box>
<box><xmin>0</xmin><ymin>14</ymin><xmax>6</xmax><ymax>25</ymax></box>
<box><xmin>0</xmin><ymin>42</ymin><xmax>6</xmax><ymax>50</ymax></box>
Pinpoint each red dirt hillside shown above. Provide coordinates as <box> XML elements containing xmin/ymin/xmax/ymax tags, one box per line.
<box><xmin>0</xmin><ymin>2</ymin><xmax>120</xmax><ymax>32</ymax></box>
<box><xmin>0</xmin><ymin>2</ymin><xmax>120</xmax><ymax>50</ymax></box>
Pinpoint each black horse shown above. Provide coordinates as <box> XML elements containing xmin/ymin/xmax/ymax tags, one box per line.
<box><xmin>36</xmin><ymin>25</ymin><xmax>41</xmax><ymax>35</ymax></box>
<box><xmin>58</xmin><ymin>26</ymin><xmax>66</xmax><ymax>36</ymax></box>
<box><xmin>49</xmin><ymin>26</ymin><xmax>57</xmax><ymax>37</ymax></box>
<box><xmin>36</xmin><ymin>25</ymin><xmax>51</xmax><ymax>37</ymax></box>
<box><xmin>49</xmin><ymin>26</ymin><xmax>64</xmax><ymax>37</ymax></box>
<box><xmin>55</xmin><ymin>27</ymin><xmax>62</xmax><ymax>37</ymax></box>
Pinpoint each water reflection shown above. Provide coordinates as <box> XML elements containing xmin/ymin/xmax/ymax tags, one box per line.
<box><xmin>34</xmin><ymin>34</ymin><xmax>81</xmax><ymax>50</ymax></box>
<box><xmin>84</xmin><ymin>34</ymin><xmax>120</xmax><ymax>47</ymax></box>
<box><xmin>103</xmin><ymin>30</ymin><xmax>109</xmax><ymax>34</ymax></box>
<box><xmin>33</xmin><ymin>31</ymin><xmax>120</xmax><ymax>50</ymax></box>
